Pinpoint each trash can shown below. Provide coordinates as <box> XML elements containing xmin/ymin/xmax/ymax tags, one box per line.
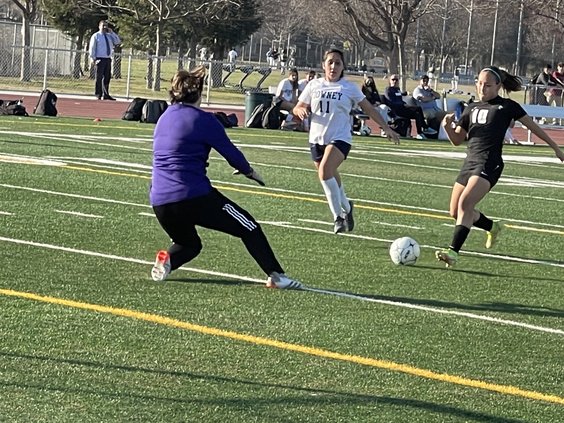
<box><xmin>245</xmin><ymin>92</ymin><xmax>274</xmax><ymax>127</ymax></box>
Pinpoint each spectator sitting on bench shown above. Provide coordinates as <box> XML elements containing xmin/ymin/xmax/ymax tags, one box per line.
<box><xmin>412</xmin><ymin>74</ymin><xmax>446</xmax><ymax>131</ymax></box>
<box><xmin>384</xmin><ymin>74</ymin><xmax>437</xmax><ymax>139</ymax></box>
<box><xmin>275</xmin><ymin>68</ymin><xmax>300</xmax><ymax>130</ymax></box>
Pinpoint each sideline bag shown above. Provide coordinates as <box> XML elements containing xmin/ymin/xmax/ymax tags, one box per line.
<box><xmin>0</xmin><ymin>100</ymin><xmax>28</xmax><ymax>116</ymax></box>
<box><xmin>226</xmin><ymin>113</ymin><xmax>238</xmax><ymax>127</ymax></box>
<box><xmin>245</xmin><ymin>103</ymin><xmax>267</xmax><ymax>128</ymax></box>
<box><xmin>389</xmin><ymin>117</ymin><xmax>411</xmax><ymax>137</ymax></box>
<box><xmin>122</xmin><ymin>97</ymin><xmax>147</xmax><ymax>121</ymax></box>
<box><xmin>141</xmin><ymin>100</ymin><xmax>168</xmax><ymax>124</ymax></box>
<box><xmin>34</xmin><ymin>89</ymin><xmax>58</xmax><ymax>116</ymax></box>
<box><xmin>261</xmin><ymin>102</ymin><xmax>282</xmax><ymax>129</ymax></box>
<box><xmin>214</xmin><ymin>111</ymin><xmax>236</xmax><ymax>128</ymax></box>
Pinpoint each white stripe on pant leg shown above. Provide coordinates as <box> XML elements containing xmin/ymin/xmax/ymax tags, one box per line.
<box><xmin>223</xmin><ymin>204</ymin><xmax>257</xmax><ymax>231</ymax></box>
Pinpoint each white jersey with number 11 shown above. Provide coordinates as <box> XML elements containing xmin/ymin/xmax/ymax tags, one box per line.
<box><xmin>298</xmin><ymin>77</ymin><xmax>365</xmax><ymax>146</ymax></box>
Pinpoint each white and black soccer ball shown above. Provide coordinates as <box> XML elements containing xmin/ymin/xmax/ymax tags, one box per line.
<box><xmin>359</xmin><ymin>124</ymin><xmax>372</xmax><ymax>136</ymax></box>
<box><xmin>389</xmin><ymin>236</ymin><xmax>420</xmax><ymax>266</ymax></box>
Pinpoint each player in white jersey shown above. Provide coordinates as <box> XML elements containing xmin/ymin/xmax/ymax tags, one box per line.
<box><xmin>293</xmin><ymin>49</ymin><xmax>400</xmax><ymax>234</ymax></box>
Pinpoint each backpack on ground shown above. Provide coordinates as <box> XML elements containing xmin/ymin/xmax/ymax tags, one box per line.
<box><xmin>34</xmin><ymin>89</ymin><xmax>58</xmax><ymax>116</ymax></box>
<box><xmin>226</xmin><ymin>113</ymin><xmax>238</xmax><ymax>127</ymax></box>
<box><xmin>246</xmin><ymin>103</ymin><xmax>267</xmax><ymax>128</ymax></box>
<box><xmin>261</xmin><ymin>102</ymin><xmax>282</xmax><ymax>129</ymax></box>
<box><xmin>214</xmin><ymin>111</ymin><xmax>235</xmax><ymax>128</ymax></box>
<box><xmin>389</xmin><ymin>117</ymin><xmax>411</xmax><ymax>137</ymax></box>
<box><xmin>122</xmin><ymin>97</ymin><xmax>147</xmax><ymax>121</ymax></box>
<box><xmin>0</xmin><ymin>100</ymin><xmax>28</xmax><ymax>116</ymax></box>
<box><xmin>141</xmin><ymin>100</ymin><xmax>168</xmax><ymax>124</ymax></box>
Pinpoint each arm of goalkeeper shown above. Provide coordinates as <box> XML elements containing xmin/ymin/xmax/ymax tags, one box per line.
<box><xmin>232</xmin><ymin>167</ymin><xmax>265</xmax><ymax>186</ymax></box>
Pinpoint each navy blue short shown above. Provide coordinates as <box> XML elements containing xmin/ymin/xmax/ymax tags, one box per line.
<box><xmin>310</xmin><ymin>140</ymin><xmax>352</xmax><ymax>162</ymax></box>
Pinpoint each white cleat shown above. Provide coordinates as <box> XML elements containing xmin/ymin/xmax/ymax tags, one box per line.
<box><xmin>151</xmin><ymin>250</ymin><xmax>171</xmax><ymax>282</ymax></box>
<box><xmin>266</xmin><ymin>272</ymin><xmax>303</xmax><ymax>289</ymax></box>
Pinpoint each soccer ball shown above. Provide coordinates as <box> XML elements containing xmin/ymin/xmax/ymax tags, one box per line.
<box><xmin>389</xmin><ymin>236</ymin><xmax>420</xmax><ymax>266</ymax></box>
<box><xmin>359</xmin><ymin>124</ymin><xmax>372</xmax><ymax>136</ymax></box>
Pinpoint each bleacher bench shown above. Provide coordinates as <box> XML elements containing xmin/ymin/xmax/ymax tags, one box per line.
<box><xmin>516</xmin><ymin>104</ymin><xmax>564</xmax><ymax>143</ymax></box>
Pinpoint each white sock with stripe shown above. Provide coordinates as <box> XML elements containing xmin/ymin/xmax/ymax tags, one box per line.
<box><xmin>320</xmin><ymin>177</ymin><xmax>342</xmax><ymax>219</ymax></box>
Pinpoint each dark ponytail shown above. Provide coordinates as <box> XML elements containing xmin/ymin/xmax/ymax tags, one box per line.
<box><xmin>481</xmin><ymin>66</ymin><xmax>522</xmax><ymax>93</ymax></box>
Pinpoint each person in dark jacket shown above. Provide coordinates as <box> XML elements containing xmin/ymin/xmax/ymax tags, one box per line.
<box><xmin>384</xmin><ymin>74</ymin><xmax>437</xmax><ymax>139</ymax></box>
<box><xmin>149</xmin><ymin>66</ymin><xmax>301</xmax><ymax>289</ymax></box>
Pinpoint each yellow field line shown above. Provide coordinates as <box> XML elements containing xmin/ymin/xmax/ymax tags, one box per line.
<box><xmin>1</xmin><ymin>288</ymin><xmax>562</xmax><ymax>405</ymax></box>
<box><xmin>63</xmin><ymin>165</ymin><xmax>451</xmax><ymax>221</ymax></box>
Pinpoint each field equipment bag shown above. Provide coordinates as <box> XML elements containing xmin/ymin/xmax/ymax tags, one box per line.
<box><xmin>245</xmin><ymin>103</ymin><xmax>267</xmax><ymax>128</ymax></box>
<box><xmin>0</xmin><ymin>100</ymin><xmax>28</xmax><ymax>116</ymax></box>
<box><xmin>214</xmin><ymin>111</ymin><xmax>238</xmax><ymax>128</ymax></box>
<box><xmin>389</xmin><ymin>117</ymin><xmax>411</xmax><ymax>137</ymax></box>
<box><xmin>261</xmin><ymin>101</ymin><xmax>282</xmax><ymax>129</ymax></box>
<box><xmin>141</xmin><ymin>100</ymin><xmax>168</xmax><ymax>124</ymax></box>
<box><xmin>34</xmin><ymin>89</ymin><xmax>58</xmax><ymax>116</ymax></box>
<box><xmin>122</xmin><ymin>97</ymin><xmax>147</xmax><ymax>121</ymax></box>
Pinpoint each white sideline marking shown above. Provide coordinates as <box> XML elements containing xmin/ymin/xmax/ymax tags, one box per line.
<box><xmin>0</xmin><ymin>184</ymin><xmax>151</xmax><ymax>208</ymax></box>
<box><xmin>0</xmin><ymin>235</ymin><xmax>561</xmax><ymax>336</ymax></box>
<box><xmin>139</xmin><ymin>212</ymin><xmax>155</xmax><ymax>217</ymax></box>
<box><xmin>55</xmin><ymin>210</ymin><xmax>104</xmax><ymax>219</ymax></box>
<box><xmin>371</xmin><ymin>222</ymin><xmax>425</xmax><ymax>230</ymax></box>
<box><xmin>0</xmin><ymin>211</ymin><xmax>13</xmax><ymax>215</ymax></box>
<box><xmin>265</xmin><ymin>221</ymin><xmax>564</xmax><ymax>269</ymax></box>
<box><xmin>299</xmin><ymin>219</ymin><xmax>332</xmax><ymax>226</ymax></box>
<box><xmin>0</xmin><ymin>181</ymin><xmax>564</xmax><ymax>253</ymax></box>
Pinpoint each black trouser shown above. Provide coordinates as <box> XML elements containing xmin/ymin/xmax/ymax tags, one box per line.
<box><xmin>94</xmin><ymin>58</ymin><xmax>112</xmax><ymax>98</ymax></box>
<box><xmin>392</xmin><ymin>104</ymin><xmax>428</xmax><ymax>134</ymax></box>
<box><xmin>152</xmin><ymin>189</ymin><xmax>284</xmax><ymax>276</ymax></box>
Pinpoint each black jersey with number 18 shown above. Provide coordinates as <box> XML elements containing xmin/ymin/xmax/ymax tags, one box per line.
<box><xmin>459</xmin><ymin>96</ymin><xmax>526</xmax><ymax>162</ymax></box>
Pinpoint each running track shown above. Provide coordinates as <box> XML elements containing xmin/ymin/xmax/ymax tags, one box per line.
<box><xmin>2</xmin><ymin>92</ymin><xmax>564</xmax><ymax>146</ymax></box>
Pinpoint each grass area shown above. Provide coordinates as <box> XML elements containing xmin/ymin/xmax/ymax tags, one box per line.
<box><xmin>0</xmin><ymin>116</ymin><xmax>562</xmax><ymax>421</ymax></box>
<box><xmin>0</xmin><ymin>57</ymin><xmax>491</xmax><ymax>106</ymax></box>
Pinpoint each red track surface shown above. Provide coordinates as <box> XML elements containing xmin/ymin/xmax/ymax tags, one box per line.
<box><xmin>3</xmin><ymin>92</ymin><xmax>564</xmax><ymax>146</ymax></box>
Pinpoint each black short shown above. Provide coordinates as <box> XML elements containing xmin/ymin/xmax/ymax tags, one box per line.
<box><xmin>310</xmin><ymin>140</ymin><xmax>352</xmax><ymax>162</ymax></box>
<box><xmin>456</xmin><ymin>159</ymin><xmax>504</xmax><ymax>188</ymax></box>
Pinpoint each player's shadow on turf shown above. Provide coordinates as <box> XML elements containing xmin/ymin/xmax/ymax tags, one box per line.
<box><xmin>0</xmin><ymin>350</ymin><xmax>530</xmax><ymax>423</ymax></box>
<box><xmin>169</xmin><ymin>277</ymin><xmax>257</xmax><ymax>287</ymax></box>
<box><xmin>418</xmin><ymin>264</ymin><xmax>564</xmax><ymax>284</ymax></box>
<box><xmin>357</xmin><ymin>292</ymin><xmax>564</xmax><ymax>319</ymax></box>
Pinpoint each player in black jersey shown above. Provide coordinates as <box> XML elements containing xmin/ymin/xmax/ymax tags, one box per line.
<box><xmin>436</xmin><ymin>66</ymin><xmax>564</xmax><ymax>267</ymax></box>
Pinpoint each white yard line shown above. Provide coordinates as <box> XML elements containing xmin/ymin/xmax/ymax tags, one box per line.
<box><xmin>0</xmin><ymin>235</ymin><xmax>561</xmax><ymax>336</ymax></box>
<box><xmin>55</xmin><ymin>210</ymin><xmax>104</xmax><ymax>219</ymax></box>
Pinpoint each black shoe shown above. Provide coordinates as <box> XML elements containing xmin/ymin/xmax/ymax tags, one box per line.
<box><xmin>103</xmin><ymin>95</ymin><xmax>116</xmax><ymax>101</ymax></box>
<box><xmin>345</xmin><ymin>201</ymin><xmax>354</xmax><ymax>232</ymax></box>
<box><xmin>96</xmin><ymin>96</ymin><xmax>102</xmax><ymax>100</ymax></box>
<box><xmin>334</xmin><ymin>216</ymin><xmax>346</xmax><ymax>234</ymax></box>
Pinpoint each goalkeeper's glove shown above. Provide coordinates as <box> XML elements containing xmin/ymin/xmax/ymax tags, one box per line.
<box><xmin>233</xmin><ymin>167</ymin><xmax>265</xmax><ymax>186</ymax></box>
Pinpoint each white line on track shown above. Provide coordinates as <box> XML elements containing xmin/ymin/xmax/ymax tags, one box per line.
<box><xmin>0</xmin><ymin>235</ymin><xmax>561</xmax><ymax>336</ymax></box>
<box><xmin>55</xmin><ymin>210</ymin><xmax>104</xmax><ymax>219</ymax></box>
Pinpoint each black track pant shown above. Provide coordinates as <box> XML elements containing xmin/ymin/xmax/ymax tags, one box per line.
<box><xmin>391</xmin><ymin>104</ymin><xmax>428</xmax><ymax>134</ymax></box>
<box><xmin>153</xmin><ymin>189</ymin><xmax>284</xmax><ymax>276</ymax></box>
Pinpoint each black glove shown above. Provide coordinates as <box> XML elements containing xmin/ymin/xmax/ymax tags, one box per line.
<box><xmin>233</xmin><ymin>167</ymin><xmax>265</xmax><ymax>186</ymax></box>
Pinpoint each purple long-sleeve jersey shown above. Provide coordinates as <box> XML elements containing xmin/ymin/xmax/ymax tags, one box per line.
<box><xmin>150</xmin><ymin>104</ymin><xmax>252</xmax><ymax>206</ymax></box>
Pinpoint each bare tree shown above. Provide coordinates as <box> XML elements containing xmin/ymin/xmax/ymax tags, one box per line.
<box><xmin>330</xmin><ymin>0</ymin><xmax>439</xmax><ymax>83</ymax></box>
<box><xmin>10</xmin><ymin>0</ymin><xmax>38</xmax><ymax>81</ymax></box>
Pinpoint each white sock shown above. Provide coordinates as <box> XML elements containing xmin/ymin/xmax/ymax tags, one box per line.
<box><xmin>320</xmin><ymin>177</ymin><xmax>342</xmax><ymax>219</ymax></box>
<box><xmin>339</xmin><ymin>183</ymin><xmax>350</xmax><ymax>214</ymax></box>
